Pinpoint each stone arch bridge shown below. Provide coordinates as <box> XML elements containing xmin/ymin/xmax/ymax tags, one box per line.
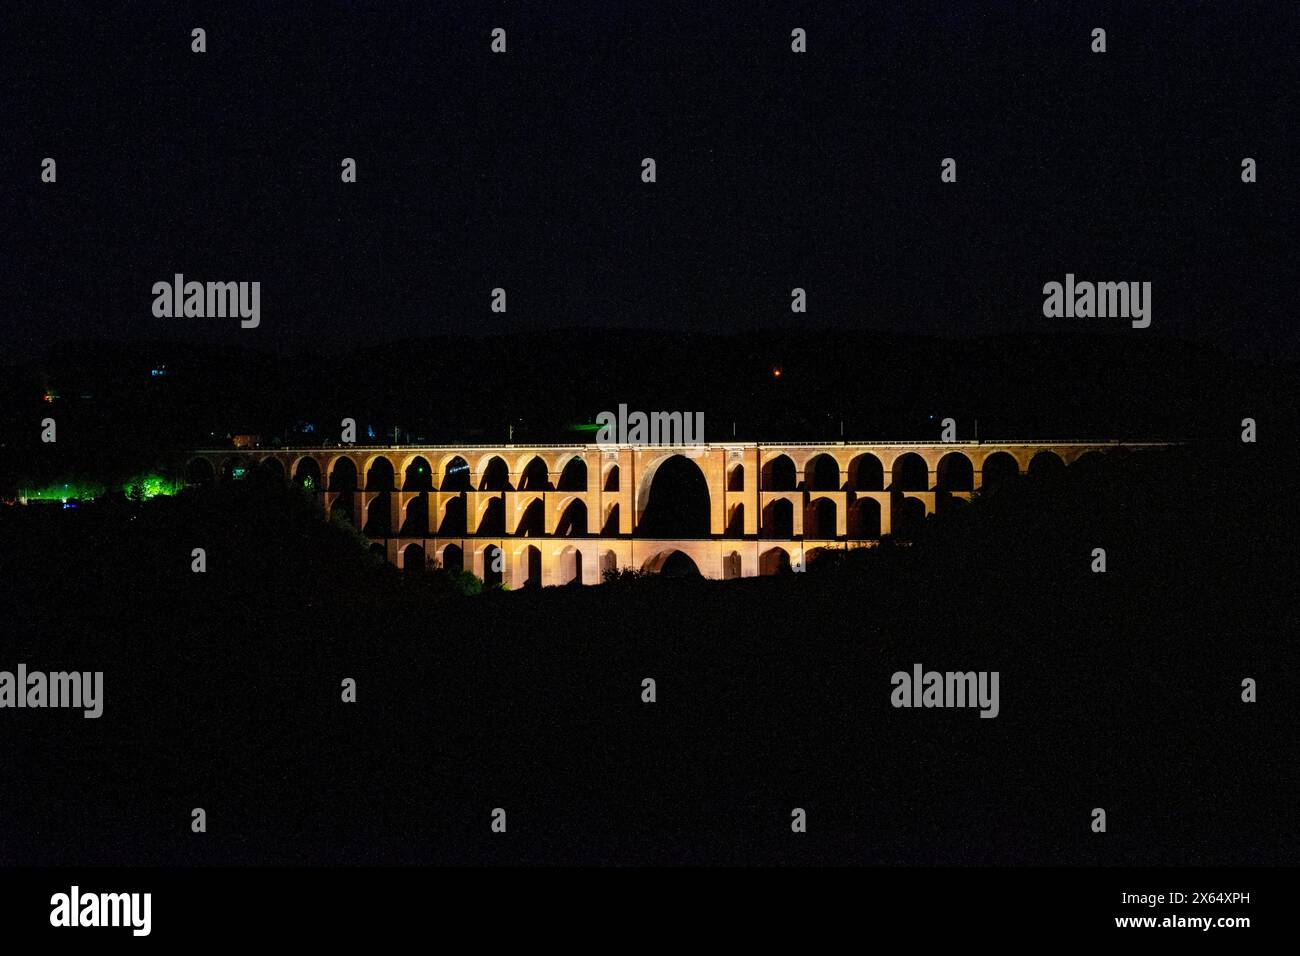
<box><xmin>184</xmin><ymin>440</ymin><xmax>1162</xmax><ymax>587</ymax></box>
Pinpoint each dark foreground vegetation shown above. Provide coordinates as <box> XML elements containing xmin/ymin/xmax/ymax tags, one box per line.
<box><xmin>1</xmin><ymin>439</ymin><xmax>1295</xmax><ymax>865</ymax></box>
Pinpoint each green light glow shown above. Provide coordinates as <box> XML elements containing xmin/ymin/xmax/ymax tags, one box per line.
<box><xmin>568</xmin><ymin>423</ymin><xmax>603</xmax><ymax>433</ymax></box>
<box><xmin>22</xmin><ymin>474</ymin><xmax>181</xmax><ymax>503</ymax></box>
<box><xmin>22</xmin><ymin>481</ymin><xmax>107</xmax><ymax>501</ymax></box>
<box><xmin>124</xmin><ymin>474</ymin><xmax>181</xmax><ymax>499</ymax></box>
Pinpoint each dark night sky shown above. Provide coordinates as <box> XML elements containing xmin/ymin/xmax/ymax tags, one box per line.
<box><xmin>2</xmin><ymin>1</ymin><xmax>1295</xmax><ymax>363</ymax></box>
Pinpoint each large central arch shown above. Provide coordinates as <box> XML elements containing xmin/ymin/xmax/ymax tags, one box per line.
<box><xmin>635</xmin><ymin>454</ymin><xmax>711</xmax><ymax>537</ymax></box>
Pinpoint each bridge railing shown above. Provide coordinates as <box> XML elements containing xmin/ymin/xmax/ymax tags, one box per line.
<box><xmin>187</xmin><ymin>438</ymin><xmax>1173</xmax><ymax>453</ymax></box>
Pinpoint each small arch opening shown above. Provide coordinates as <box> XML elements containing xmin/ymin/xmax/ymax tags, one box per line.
<box><xmin>400</xmin><ymin>493</ymin><xmax>430</xmax><ymax>536</ymax></box>
<box><xmin>848</xmin><ymin>497</ymin><xmax>881</xmax><ymax>538</ymax></box>
<box><xmin>1028</xmin><ymin>450</ymin><xmax>1066</xmax><ymax>478</ymax></box>
<box><xmin>804</xmin><ymin>498</ymin><xmax>837</xmax><ymax>538</ymax></box>
<box><xmin>516</xmin><ymin>498</ymin><xmax>545</xmax><ymax>537</ymax></box>
<box><xmin>479</xmin><ymin>456</ymin><xmax>511</xmax><ymax>491</ymax></box>
<box><xmin>439</xmin><ymin>495</ymin><xmax>467</xmax><ymax>536</ymax></box>
<box><xmin>478</xmin><ymin>497</ymin><xmax>506</xmax><ymax>536</ymax></box>
<box><xmin>329</xmin><ymin>458</ymin><xmax>358</xmax><ymax>492</ymax></box>
<box><xmin>556</xmin><ymin>457</ymin><xmax>587</xmax><ymax>492</ymax></box>
<box><xmin>936</xmin><ymin>452</ymin><xmax>974</xmax><ymax>491</ymax></box>
<box><xmin>726</xmin><ymin>502</ymin><xmax>745</xmax><ymax>537</ymax></box>
<box><xmin>847</xmin><ymin>454</ymin><xmax>884</xmax><ymax>491</ymax></box>
<box><xmin>402</xmin><ymin>544</ymin><xmax>426</xmax><ymax>573</ymax></box>
<box><xmin>519</xmin><ymin>545</ymin><xmax>543</xmax><ymax>588</ymax></box>
<box><xmin>723</xmin><ymin>551</ymin><xmax>742</xmax><ymax>579</ymax></box>
<box><xmin>366</xmin><ymin>457</ymin><xmax>395</xmax><ymax>492</ymax></box>
<box><xmin>601</xmin><ymin>503</ymin><xmax>620</xmax><ymax>536</ymax></box>
<box><xmin>760</xmin><ymin>547</ymin><xmax>792</xmax><ymax>576</ymax></box>
<box><xmin>292</xmin><ymin>457</ymin><xmax>322</xmax><ymax>489</ymax></box>
<box><xmin>403</xmin><ymin>456</ymin><xmax>434</xmax><ymax>491</ymax></box>
<box><xmin>762</xmin><ymin>498</ymin><xmax>794</xmax><ymax>538</ymax></box>
<box><xmin>804</xmin><ymin>454</ymin><xmax>840</xmax><ymax>491</ymax></box>
<box><xmin>519</xmin><ymin>457</ymin><xmax>551</xmax><ymax>491</ymax></box>
<box><xmin>891</xmin><ymin>453</ymin><xmax>928</xmax><ymax>491</ymax></box>
<box><xmin>761</xmin><ymin>455</ymin><xmax>796</xmax><ymax>491</ymax></box>
<box><xmin>441</xmin><ymin>456</ymin><xmax>472</xmax><ymax>492</ymax></box>
<box><xmin>364</xmin><ymin>493</ymin><xmax>392</xmax><ymax>537</ymax></box>
<box><xmin>980</xmin><ymin>452</ymin><xmax>1018</xmax><ymax>490</ymax></box>
<box><xmin>556</xmin><ymin>500</ymin><xmax>589</xmax><ymax>536</ymax></box>
<box><xmin>560</xmin><ymin>547</ymin><xmax>584</xmax><ymax>585</ymax></box>
<box><xmin>442</xmin><ymin>543</ymin><xmax>464</xmax><ymax>574</ymax></box>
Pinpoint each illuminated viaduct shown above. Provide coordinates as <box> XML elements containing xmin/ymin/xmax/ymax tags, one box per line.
<box><xmin>184</xmin><ymin>441</ymin><xmax>1161</xmax><ymax>586</ymax></box>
